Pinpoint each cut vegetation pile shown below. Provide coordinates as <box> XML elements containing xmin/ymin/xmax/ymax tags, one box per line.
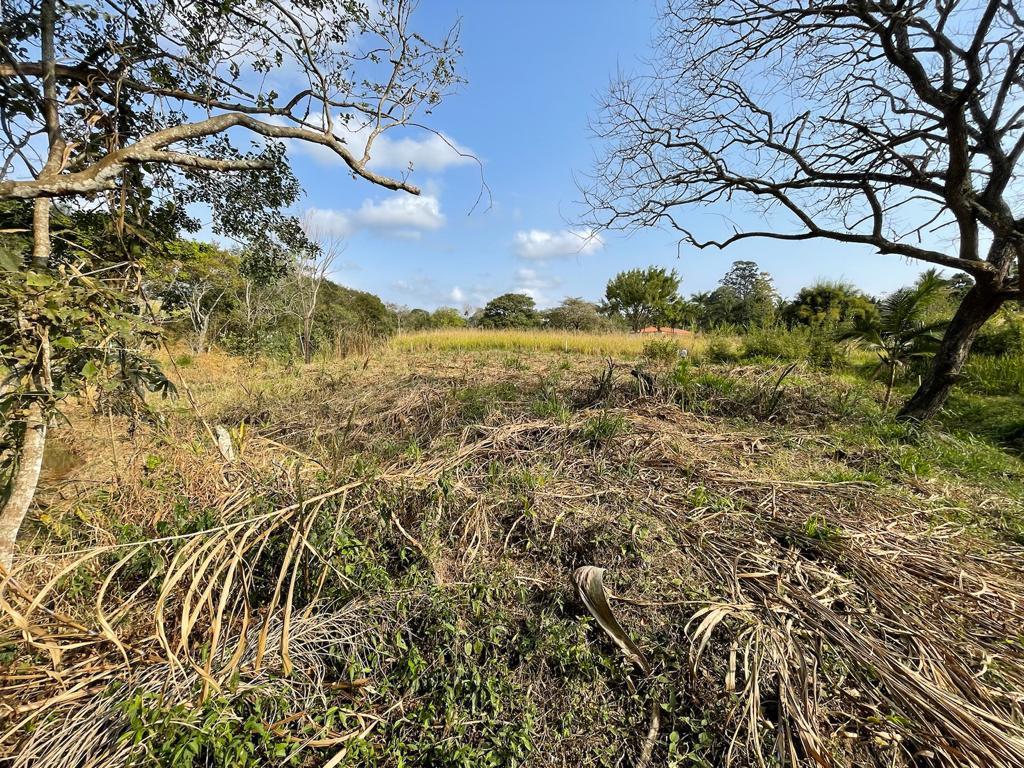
<box><xmin>2</xmin><ymin>348</ymin><xmax>1024</xmax><ymax>767</ymax></box>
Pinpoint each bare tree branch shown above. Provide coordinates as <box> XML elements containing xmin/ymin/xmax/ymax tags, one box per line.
<box><xmin>584</xmin><ymin>0</ymin><xmax>1024</xmax><ymax>419</ymax></box>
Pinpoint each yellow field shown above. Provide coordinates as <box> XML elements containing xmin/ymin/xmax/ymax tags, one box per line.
<box><xmin>389</xmin><ymin>328</ymin><xmax>705</xmax><ymax>357</ymax></box>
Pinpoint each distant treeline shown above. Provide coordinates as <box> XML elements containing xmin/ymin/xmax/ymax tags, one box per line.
<box><xmin>146</xmin><ymin>237</ymin><xmax>1019</xmax><ymax>365</ymax></box>
<box><xmin>398</xmin><ymin>262</ymin><xmax>1020</xmax><ymax>354</ymax></box>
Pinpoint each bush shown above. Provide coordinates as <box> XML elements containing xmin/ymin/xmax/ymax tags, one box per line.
<box><xmin>642</xmin><ymin>337</ymin><xmax>682</xmax><ymax>365</ymax></box>
<box><xmin>807</xmin><ymin>331</ymin><xmax>847</xmax><ymax>370</ymax></box>
<box><xmin>742</xmin><ymin>327</ymin><xmax>811</xmax><ymax>361</ymax></box>
<box><xmin>704</xmin><ymin>336</ymin><xmax>741</xmax><ymax>363</ymax></box>
<box><xmin>974</xmin><ymin>313</ymin><xmax>1024</xmax><ymax>356</ymax></box>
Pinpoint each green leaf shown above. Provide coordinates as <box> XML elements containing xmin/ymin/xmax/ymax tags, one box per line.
<box><xmin>0</xmin><ymin>250</ymin><xmax>22</xmax><ymax>272</ymax></box>
<box><xmin>81</xmin><ymin>360</ymin><xmax>99</xmax><ymax>380</ymax></box>
<box><xmin>25</xmin><ymin>271</ymin><xmax>55</xmax><ymax>288</ymax></box>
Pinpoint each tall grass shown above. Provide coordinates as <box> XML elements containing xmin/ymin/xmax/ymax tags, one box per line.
<box><xmin>964</xmin><ymin>352</ymin><xmax>1024</xmax><ymax>396</ymax></box>
<box><xmin>390</xmin><ymin>328</ymin><xmax>705</xmax><ymax>357</ymax></box>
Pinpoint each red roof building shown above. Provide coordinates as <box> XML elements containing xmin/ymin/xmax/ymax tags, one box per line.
<box><xmin>637</xmin><ymin>326</ymin><xmax>693</xmax><ymax>336</ymax></box>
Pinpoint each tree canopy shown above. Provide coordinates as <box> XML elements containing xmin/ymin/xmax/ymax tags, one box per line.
<box><xmin>0</xmin><ymin>0</ymin><xmax>463</xmax><ymax>567</ymax></box>
<box><xmin>604</xmin><ymin>266</ymin><xmax>683</xmax><ymax>331</ymax></box>
<box><xmin>479</xmin><ymin>293</ymin><xmax>538</xmax><ymax>329</ymax></box>
<box><xmin>1</xmin><ymin>0</ymin><xmax>460</xmax><ymax>206</ymax></box>
<box><xmin>543</xmin><ymin>298</ymin><xmax>609</xmax><ymax>332</ymax></box>
<box><xmin>783</xmin><ymin>281</ymin><xmax>878</xmax><ymax>329</ymax></box>
<box><xmin>716</xmin><ymin>261</ymin><xmax>778</xmax><ymax>328</ymax></box>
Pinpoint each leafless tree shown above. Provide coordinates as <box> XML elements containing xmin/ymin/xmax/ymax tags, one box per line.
<box><xmin>287</xmin><ymin>217</ymin><xmax>342</xmax><ymax>364</ymax></box>
<box><xmin>585</xmin><ymin>0</ymin><xmax>1023</xmax><ymax>419</ymax></box>
<box><xmin>181</xmin><ymin>281</ymin><xmax>226</xmax><ymax>355</ymax></box>
<box><xmin>237</xmin><ymin>275</ymin><xmax>284</xmax><ymax>352</ymax></box>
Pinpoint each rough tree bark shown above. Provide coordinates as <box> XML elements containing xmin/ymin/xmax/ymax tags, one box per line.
<box><xmin>0</xmin><ymin>0</ymin><xmax>60</xmax><ymax>570</ymax></box>
<box><xmin>0</xmin><ymin>402</ymin><xmax>46</xmax><ymax>574</ymax></box>
<box><xmin>899</xmin><ymin>280</ymin><xmax>1007</xmax><ymax>421</ymax></box>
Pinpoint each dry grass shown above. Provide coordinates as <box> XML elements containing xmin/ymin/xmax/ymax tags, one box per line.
<box><xmin>390</xmin><ymin>327</ymin><xmax>707</xmax><ymax>357</ymax></box>
<box><xmin>2</xmin><ymin>347</ymin><xmax>1024</xmax><ymax>767</ymax></box>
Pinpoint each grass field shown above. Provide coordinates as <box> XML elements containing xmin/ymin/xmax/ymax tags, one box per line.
<box><xmin>3</xmin><ymin>341</ymin><xmax>1024</xmax><ymax>767</ymax></box>
<box><xmin>390</xmin><ymin>327</ymin><xmax>706</xmax><ymax>357</ymax></box>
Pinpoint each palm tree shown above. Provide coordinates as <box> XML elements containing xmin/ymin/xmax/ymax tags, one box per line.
<box><xmin>839</xmin><ymin>272</ymin><xmax>949</xmax><ymax>410</ymax></box>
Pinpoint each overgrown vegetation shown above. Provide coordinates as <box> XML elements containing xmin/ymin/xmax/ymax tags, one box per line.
<box><xmin>2</xmin><ymin>1</ymin><xmax>1024</xmax><ymax>766</ymax></box>
<box><xmin>2</xmin><ymin>339</ymin><xmax>1023</xmax><ymax>767</ymax></box>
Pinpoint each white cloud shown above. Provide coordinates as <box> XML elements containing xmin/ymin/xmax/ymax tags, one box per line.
<box><xmin>367</xmin><ymin>132</ymin><xmax>474</xmax><ymax>173</ymax></box>
<box><xmin>389</xmin><ymin>277</ymin><xmax>487</xmax><ymax>310</ymax></box>
<box><xmin>514</xmin><ymin>267</ymin><xmax>561</xmax><ymax>308</ymax></box>
<box><xmin>354</xmin><ymin>194</ymin><xmax>444</xmax><ymax>232</ymax></box>
<box><xmin>513</xmin><ymin>228</ymin><xmax>604</xmax><ymax>260</ymax></box>
<box><xmin>303</xmin><ymin>207</ymin><xmax>353</xmax><ymax>238</ymax></box>
<box><xmin>304</xmin><ymin>193</ymin><xmax>444</xmax><ymax>239</ymax></box>
<box><xmin>284</xmin><ymin>114</ymin><xmax>474</xmax><ymax>173</ymax></box>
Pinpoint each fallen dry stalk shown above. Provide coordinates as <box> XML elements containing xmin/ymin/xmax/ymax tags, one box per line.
<box><xmin>3</xmin><ymin>355</ymin><xmax>1024</xmax><ymax>767</ymax></box>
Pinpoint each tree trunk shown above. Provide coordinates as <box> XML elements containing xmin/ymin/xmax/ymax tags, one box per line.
<box><xmin>0</xmin><ymin>197</ymin><xmax>53</xmax><ymax>572</ymax></box>
<box><xmin>192</xmin><ymin>317</ymin><xmax>209</xmax><ymax>355</ymax></box>
<box><xmin>31</xmin><ymin>199</ymin><xmax>51</xmax><ymax>267</ymax></box>
<box><xmin>0</xmin><ymin>402</ymin><xmax>47</xmax><ymax>573</ymax></box>
<box><xmin>883</xmin><ymin>361</ymin><xmax>896</xmax><ymax>411</ymax></box>
<box><xmin>898</xmin><ymin>283</ymin><xmax>1003</xmax><ymax>420</ymax></box>
<box><xmin>302</xmin><ymin>315</ymin><xmax>314</xmax><ymax>364</ymax></box>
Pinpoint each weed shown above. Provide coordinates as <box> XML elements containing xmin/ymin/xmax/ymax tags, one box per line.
<box><xmin>642</xmin><ymin>338</ymin><xmax>683</xmax><ymax>365</ymax></box>
<box><xmin>704</xmin><ymin>336</ymin><xmax>740</xmax><ymax>363</ymax></box>
<box><xmin>531</xmin><ymin>388</ymin><xmax>570</xmax><ymax>421</ymax></box>
<box><xmin>742</xmin><ymin>326</ymin><xmax>811</xmax><ymax>361</ymax></box>
<box><xmin>579</xmin><ymin>411</ymin><xmax>627</xmax><ymax>446</ymax></box>
<box><xmin>963</xmin><ymin>352</ymin><xmax>1024</xmax><ymax>396</ymax></box>
<box><xmin>802</xmin><ymin>514</ymin><xmax>843</xmax><ymax>541</ymax></box>
<box><xmin>694</xmin><ymin>371</ymin><xmax>736</xmax><ymax>398</ymax></box>
<box><xmin>119</xmin><ymin>689</ymin><xmax>296</xmax><ymax>768</ymax></box>
<box><xmin>453</xmin><ymin>382</ymin><xmax>518</xmax><ymax>422</ymax></box>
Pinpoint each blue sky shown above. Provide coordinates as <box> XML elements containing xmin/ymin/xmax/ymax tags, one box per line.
<box><xmin>284</xmin><ymin>0</ymin><xmax>932</xmax><ymax>310</ymax></box>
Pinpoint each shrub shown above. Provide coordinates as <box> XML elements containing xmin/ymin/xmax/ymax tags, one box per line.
<box><xmin>974</xmin><ymin>313</ymin><xmax>1024</xmax><ymax>356</ymax></box>
<box><xmin>807</xmin><ymin>331</ymin><xmax>847</xmax><ymax>370</ymax></box>
<box><xmin>705</xmin><ymin>336</ymin><xmax>741</xmax><ymax>363</ymax></box>
<box><xmin>642</xmin><ymin>337</ymin><xmax>682</xmax><ymax>365</ymax></box>
<box><xmin>742</xmin><ymin>327</ymin><xmax>810</xmax><ymax>361</ymax></box>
